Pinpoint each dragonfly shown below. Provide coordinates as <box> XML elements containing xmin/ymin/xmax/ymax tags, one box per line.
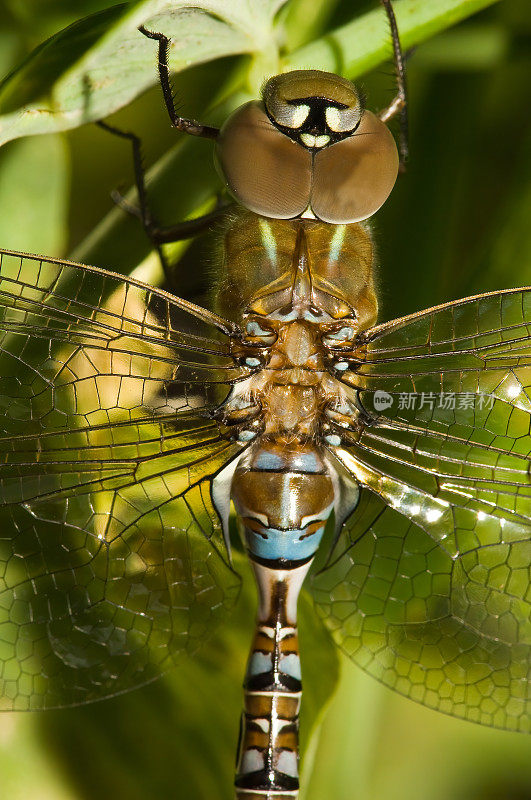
<box><xmin>0</xmin><ymin>1</ymin><xmax>529</xmax><ymax>798</ymax></box>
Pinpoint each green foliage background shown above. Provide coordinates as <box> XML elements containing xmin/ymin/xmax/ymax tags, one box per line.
<box><xmin>0</xmin><ymin>0</ymin><xmax>529</xmax><ymax>798</ymax></box>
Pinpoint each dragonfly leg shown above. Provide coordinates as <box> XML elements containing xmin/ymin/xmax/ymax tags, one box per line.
<box><xmin>96</xmin><ymin>120</ymin><xmax>154</xmax><ymax>232</ymax></box>
<box><xmin>96</xmin><ymin>119</ymin><xmax>176</xmax><ymax>278</ymax></box>
<box><xmin>378</xmin><ymin>0</ymin><xmax>409</xmax><ymax>167</ymax></box>
<box><xmin>140</xmin><ymin>200</ymin><xmax>232</xmax><ymax>245</ymax></box>
<box><xmin>139</xmin><ymin>25</ymin><xmax>220</xmax><ymax>141</ymax></box>
<box><xmin>97</xmin><ymin>120</ymin><xmax>231</xmax><ymax>280</ymax></box>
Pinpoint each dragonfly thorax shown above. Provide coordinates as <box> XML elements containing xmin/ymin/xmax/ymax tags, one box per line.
<box><xmin>228</xmin><ymin>281</ymin><xmax>362</xmax><ymax>566</ymax></box>
<box><xmin>215</xmin><ymin>209</ymin><xmax>378</xmax><ymax>330</ymax></box>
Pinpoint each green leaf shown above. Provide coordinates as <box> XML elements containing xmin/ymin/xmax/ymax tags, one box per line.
<box><xmin>0</xmin><ymin>0</ymin><xmax>501</xmax><ymax>149</ymax></box>
<box><xmin>414</xmin><ymin>23</ymin><xmax>509</xmax><ymax>70</ymax></box>
<box><xmin>284</xmin><ymin>0</ymin><xmax>502</xmax><ymax>75</ymax></box>
<box><xmin>0</xmin><ymin>0</ymin><xmax>287</xmax><ymax>146</ymax></box>
<box><xmin>302</xmin><ymin>658</ymin><xmax>385</xmax><ymax>800</ymax></box>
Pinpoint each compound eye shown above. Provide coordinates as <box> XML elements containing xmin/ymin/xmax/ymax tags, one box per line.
<box><xmin>267</xmin><ymin>99</ymin><xmax>310</xmax><ymax>130</ymax></box>
<box><xmin>311</xmin><ymin>110</ymin><xmax>399</xmax><ymax>223</ymax></box>
<box><xmin>215</xmin><ymin>101</ymin><xmax>312</xmax><ymax>219</ymax></box>
<box><xmin>325</xmin><ymin>105</ymin><xmax>361</xmax><ymax>134</ymax></box>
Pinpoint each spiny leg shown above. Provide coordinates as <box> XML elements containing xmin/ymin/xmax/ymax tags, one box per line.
<box><xmin>96</xmin><ymin>25</ymin><xmax>228</xmax><ymax>276</ymax></box>
<box><xmin>96</xmin><ymin>119</ymin><xmax>174</xmax><ymax>279</ymax></box>
<box><xmin>97</xmin><ymin>120</ymin><xmax>230</xmax><ymax>281</ymax></box>
<box><xmin>139</xmin><ymin>25</ymin><xmax>220</xmax><ymax>140</ymax></box>
<box><xmin>379</xmin><ymin>0</ymin><xmax>409</xmax><ymax>166</ymax></box>
<box><xmin>96</xmin><ymin>121</ymin><xmax>154</xmax><ymax>231</ymax></box>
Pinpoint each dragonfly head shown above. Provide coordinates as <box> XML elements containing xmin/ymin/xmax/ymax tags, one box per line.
<box><xmin>262</xmin><ymin>69</ymin><xmax>363</xmax><ymax>150</ymax></box>
<box><xmin>215</xmin><ymin>69</ymin><xmax>399</xmax><ymax>224</ymax></box>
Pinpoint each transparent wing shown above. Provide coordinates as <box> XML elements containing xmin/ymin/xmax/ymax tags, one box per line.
<box><xmin>314</xmin><ymin>289</ymin><xmax>531</xmax><ymax>732</ymax></box>
<box><xmin>0</xmin><ymin>249</ymin><xmax>251</xmax><ymax>709</ymax></box>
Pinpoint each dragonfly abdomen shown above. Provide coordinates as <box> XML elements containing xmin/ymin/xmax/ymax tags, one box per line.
<box><xmin>232</xmin><ymin>440</ymin><xmax>334</xmax><ymax>798</ymax></box>
<box><xmin>232</xmin><ymin>439</ymin><xmax>334</xmax><ymax>566</ymax></box>
<box><xmin>233</xmin><ymin>560</ymin><xmax>305</xmax><ymax>800</ymax></box>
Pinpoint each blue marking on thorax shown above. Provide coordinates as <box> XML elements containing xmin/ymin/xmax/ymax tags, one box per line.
<box><xmin>253</xmin><ymin>451</ymin><xmax>285</xmax><ymax>471</ymax></box>
<box><xmin>246</xmin><ymin>525</ymin><xmax>326</xmax><ymax>562</ymax></box>
<box><xmin>253</xmin><ymin>450</ymin><xmax>323</xmax><ymax>473</ymax></box>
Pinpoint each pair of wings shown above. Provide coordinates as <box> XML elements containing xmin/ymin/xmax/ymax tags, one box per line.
<box><xmin>0</xmin><ymin>249</ymin><xmax>528</xmax><ymax>732</ymax></box>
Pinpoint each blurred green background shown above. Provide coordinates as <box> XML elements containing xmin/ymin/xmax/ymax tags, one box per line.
<box><xmin>0</xmin><ymin>0</ymin><xmax>530</xmax><ymax>798</ymax></box>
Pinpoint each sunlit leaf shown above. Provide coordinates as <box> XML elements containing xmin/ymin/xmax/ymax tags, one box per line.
<box><xmin>0</xmin><ymin>0</ymin><xmax>287</xmax><ymax>145</ymax></box>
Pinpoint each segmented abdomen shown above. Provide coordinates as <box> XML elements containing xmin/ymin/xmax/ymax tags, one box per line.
<box><xmin>232</xmin><ymin>440</ymin><xmax>334</xmax><ymax>798</ymax></box>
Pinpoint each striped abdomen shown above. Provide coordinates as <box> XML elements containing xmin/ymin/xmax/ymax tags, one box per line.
<box><xmin>232</xmin><ymin>441</ymin><xmax>334</xmax><ymax>799</ymax></box>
